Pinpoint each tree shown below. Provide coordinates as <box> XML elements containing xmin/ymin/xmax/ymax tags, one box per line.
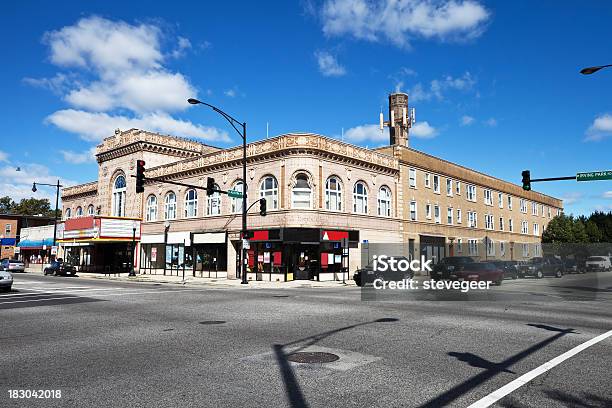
<box><xmin>585</xmin><ymin>220</ymin><xmax>603</xmax><ymax>243</ymax></box>
<box><xmin>13</xmin><ymin>198</ymin><xmax>56</xmax><ymax>217</ymax></box>
<box><xmin>0</xmin><ymin>196</ymin><xmax>16</xmax><ymax>214</ymax></box>
<box><xmin>542</xmin><ymin>215</ymin><xmax>574</xmax><ymax>243</ymax></box>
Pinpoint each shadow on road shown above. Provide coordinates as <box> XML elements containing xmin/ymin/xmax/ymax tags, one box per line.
<box><xmin>273</xmin><ymin>317</ymin><xmax>399</xmax><ymax>408</ymax></box>
<box><xmin>543</xmin><ymin>389</ymin><xmax>612</xmax><ymax>407</ymax></box>
<box><xmin>418</xmin><ymin>324</ymin><xmax>576</xmax><ymax>408</ymax></box>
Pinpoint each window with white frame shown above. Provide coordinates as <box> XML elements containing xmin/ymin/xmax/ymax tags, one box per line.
<box><xmin>533</xmin><ymin>223</ymin><xmax>540</xmax><ymax>236</ymax></box>
<box><xmin>508</xmin><ymin>195</ymin><xmax>513</xmax><ymax>210</ymax></box>
<box><xmin>456</xmin><ymin>238</ymin><xmax>462</xmax><ymax>253</ymax></box>
<box><xmin>534</xmin><ymin>244</ymin><xmax>541</xmax><ymax>257</ymax></box>
<box><xmin>353</xmin><ymin>181</ymin><xmax>368</xmax><ymax>214</ymax></box>
<box><xmin>324</xmin><ymin>176</ymin><xmax>342</xmax><ymax>211</ymax></box>
<box><xmin>260</xmin><ymin>176</ymin><xmax>279</xmax><ymax>211</ymax></box>
<box><xmin>87</xmin><ymin>204</ymin><xmax>94</xmax><ymax>216</ymax></box>
<box><xmin>557</xmin><ymin>209</ymin><xmax>561</xmax><ymax>216</ymax></box>
<box><xmin>146</xmin><ymin>195</ymin><xmax>157</xmax><ymax>222</ymax></box>
<box><xmin>486</xmin><ymin>238</ymin><xmax>495</xmax><ymax>256</ymax></box>
<box><xmin>522</xmin><ymin>243</ymin><xmax>529</xmax><ymax>257</ymax></box>
<box><xmin>164</xmin><ymin>192</ymin><xmax>177</xmax><ymax>220</ymax></box>
<box><xmin>485</xmin><ymin>214</ymin><xmax>494</xmax><ymax>230</ymax></box>
<box><xmin>76</xmin><ymin>206</ymin><xmax>83</xmax><ymax>217</ymax></box>
<box><xmin>434</xmin><ymin>205</ymin><xmax>441</xmax><ymax>223</ymax></box>
<box><xmin>457</xmin><ymin>208</ymin><xmax>462</xmax><ymax>224</ymax></box>
<box><xmin>500</xmin><ymin>241</ymin><xmax>506</xmax><ymax>256</ymax></box>
<box><xmin>456</xmin><ymin>181</ymin><xmax>461</xmax><ymax>195</ymax></box>
<box><xmin>548</xmin><ymin>207</ymin><xmax>551</xmax><ymax>218</ymax></box>
<box><xmin>112</xmin><ymin>174</ymin><xmax>127</xmax><ymax>217</ymax></box>
<box><xmin>409</xmin><ymin>168</ymin><xmax>416</xmax><ymax>188</ymax></box>
<box><xmin>508</xmin><ymin>218</ymin><xmax>514</xmax><ymax>232</ymax></box>
<box><xmin>499</xmin><ymin>217</ymin><xmax>504</xmax><ymax>231</ymax></box>
<box><xmin>5</xmin><ymin>223</ymin><xmax>11</xmax><ymax>235</ymax></box>
<box><xmin>433</xmin><ymin>175</ymin><xmax>440</xmax><ymax>193</ymax></box>
<box><xmin>409</xmin><ymin>201</ymin><xmax>417</xmax><ymax>221</ymax></box>
<box><xmin>467</xmin><ymin>185</ymin><xmax>476</xmax><ymax>201</ymax></box>
<box><xmin>231</xmin><ymin>180</ymin><xmax>245</xmax><ymax>213</ymax></box>
<box><xmin>520</xmin><ymin>199</ymin><xmax>527</xmax><ymax>213</ymax></box>
<box><xmin>468</xmin><ymin>239</ymin><xmax>479</xmax><ymax>256</ymax></box>
<box><xmin>184</xmin><ymin>189</ymin><xmax>198</xmax><ymax>218</ymax></box>
<box><xmin>426</xmin><ymin>204</ymin><xmax>432</xmax><ymax>219</ymax></box>
<box><xmin>446</xmin><ymin>179</ymin><xmax>453</xmax><ymax>196</ymax></box>
<box><xmin>377</xmin><ymin>186</ymin><xmax>392</xmax><ymax>217</ymax></box>
<box><xmin>532</xmin><ymin>202</ymin><xmax>537</xmax><ymax>216</ymax></box>
<box><xmin>468</xmin><ymin>211</ymin><xmax>477</xmax><ymax>228</ymax></box>
<box><xmin>207</xmin><ymin>185</ymin><xmax>221</xmax><ymax>215</ymax></box>
<box><xmin>65</xmin><ymin>208</ymin><xmax>71</xmax><ymax>220</ymax></box>
<box><xmin>447</xmin><ymin>208</ymin><xmax>453</xmax><ymax>224</ymax></box>
<box><xmin>498</xmin><ymin>192</ymin><xmax>503</xmax><ymax>208</ymax></box>
<box><xmin>292</xmin><ymin>173</ymin><xmax>312</xmax><ymax>209</ymax></box>
<box><xmin>521</xmin><ymin>220</ymin><xmax>529</xmax><ymax>234</ymax></box>
<box><xmin>484</xmin><ymin>189</ymin><xmax>492</xmax><ymax>205</ymax></box>
<box><xmin>425</xmin><ymin>173</ymin><xmax>431</xmax><ymax>188</ymax></box>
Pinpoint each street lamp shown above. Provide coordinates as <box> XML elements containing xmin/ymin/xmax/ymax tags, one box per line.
<box><xmin>32</xmin><ymin>180</ymin><xmax>62</xmax><ymax>262</ymax></box>
<box><xmin>188</xmin><ymin>98</ymin><xmax>249</xmax><ymax>284</ymax></box>
<box><xmin>580</xmin><ymin>64</ymin><xmax>612</xmax><ymax>75</ymax></box>
<box><xmin>129</xmin><ymin>220</ymin><xmax>138</xmax><ymax>276</ymax></box>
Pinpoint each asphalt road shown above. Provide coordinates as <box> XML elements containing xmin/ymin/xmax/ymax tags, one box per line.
<box><xmin>1</xmin><ymin>272</ymin><xmax>611</xmax><ymax>408</ymax></box>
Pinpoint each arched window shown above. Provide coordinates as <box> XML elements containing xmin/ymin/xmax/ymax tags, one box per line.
<box><xmin>164</xmin><ymin>192</ymin><xmax>177</xmax><ymax>220</ymax></box>
<box><xmin>260</xmin><ymin>176</ymin><xmax>279</xmax><ymax>211</ymax></box>
<box><xmin>112</xmin><ymin>174</ymin><xmax>127</xmax><ymax>217</ymax></box>
<box><xmin>87</xmin><ymin>205</ymin><xmax>94</xmax><ymax>216</ymax></box>
<box><xmin>325</xmin><ymin>176</ymin><xmax>342</xmax><ymax>211</ymax></box>
<box><xmin>292</xmin><ymin>173</ymin><xmax>311</xmax><ymax>209</ymax></box>
<box><xmin>231</xmin><ymin>180</ymin><xmax>245</xmax><ymax>214</ymax></box>
<box><xmin>75</xmin><ymin>206</ymin><xmax>83</xmax><ymax>217</ymax></box>
<box><xmin>377</xmin><ymin>186</ymin><xmax>392</xmax><ymax>217</ymax></box>
<box><xmin>353</xmin><ymin>181</ymin><xmax>368</xmax><ymax>214</ymax></box>
<box><xmin>184</xmin><ymin>189</ymin><xmax>198</xmax><ymax>218</ymax></box>
<box><xmin>207</xmin><ymin>184</ymin><xmax>221</xmax><ymax>215</ymax></box>
<box><xmin>146</xmin><ymin>195</ymin><xmax>157</xmax><ymax>222</ymax></box>
<box><xmin>65</xmin><ymin>208</ymin><xmax>71</xmax><ymax>220</ymax></box>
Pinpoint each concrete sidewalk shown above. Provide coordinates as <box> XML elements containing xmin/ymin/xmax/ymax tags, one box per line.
<box><xmin>23</xmin><ymin>267</ymin><xmax>357</xmax><ymax>289</ymax></box>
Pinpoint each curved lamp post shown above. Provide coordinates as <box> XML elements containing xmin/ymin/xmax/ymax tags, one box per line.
<box><xmin>187</xmin><ymin>98</ymin><xmax>249</xmax><ymax>285</ymax></box>
<box><xmin>580</xmin><ymin>64</ymin><xmax>612</xmax><ymax>75</ymax></box>
<box><xmin>32</xmin><ymin>180</ymin><xmax>62</xmax><ymax>262</ymax></box>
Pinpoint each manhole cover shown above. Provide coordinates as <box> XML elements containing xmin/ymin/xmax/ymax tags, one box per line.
<box><xmin>272</xmin><ymin>295</ymin><xmax>289</xmax><ymax>298</ymax></box>
<box><xmin>199</xmin><ymin>320</ymin><xmax>226</xmax><ymax>325</ymax></box>
<box><xmin>162</xmin><ymin>328</ymin><xmax>174</xmax><ymax>332</ymax></box>
<box><xmin>286</xmin><ymin>352</ymin><xmax>340</xmax><ymax>364</ymax></box>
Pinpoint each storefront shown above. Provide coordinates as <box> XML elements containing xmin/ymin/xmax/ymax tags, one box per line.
<box><xmin>244</xmin><ymin>228</ymin><xmax>359</xmax><ymax>282</ymax></box>
<box><xmin>16</xmin><ymin>224</ymin><xmax>58</xmax><ymax>267</ymax></box>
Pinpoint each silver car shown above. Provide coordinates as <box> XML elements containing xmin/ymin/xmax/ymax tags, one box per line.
<box><xmin>0</xmin><ymin>259</ymin><xmax>25</xmax><ymax>273</ymax></box>
<box><xmin>0</xmin><ymin>269</ymin><xmax>13</xmax><ymax>291</ymax></box>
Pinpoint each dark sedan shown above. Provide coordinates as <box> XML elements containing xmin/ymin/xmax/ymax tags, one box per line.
<box><xmin>44</xmin><ymin>259</ymin><xmax>77</xmax><ymax>277</ymax></box>
<box><xmin>452</xmin><ymin>262</ymin><xmax>504</xmax><ymax>286</ymax></box>
<box><xmin>518</xmin><ymin>257</ymin><xmax>564</xmax><ymax>279</ymax></box>
<box><xmin>490</xmin><ymin>260</ymin><xmax>519</xmax><ymax>280</ymax></box>
<box><xmin>353</xmin><ymin>256</ymin><xmax>414</xmax><ymax>287</ymax></box>
<box><xmin>431</xmin><ymin>256</ymin><xmax>475</xmax><ymax>281</ymax></box>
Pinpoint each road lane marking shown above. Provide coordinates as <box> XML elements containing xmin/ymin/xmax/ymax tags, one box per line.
<box><xmin>468</xmin><ymin>328</ymin><xmax>612</xmax><ymax>408</ymax></box>
<box><xmin>0</xmin><ymin>288</ymin><xmax>208</xmax><ymax>304</ymax></box>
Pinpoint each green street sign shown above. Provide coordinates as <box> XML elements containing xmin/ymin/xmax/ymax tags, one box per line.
<box><xmin>576</xmin><ymin>170</ymin><xmax>612</xmax><ymax>182</ymax></box>
<box><xmin>227</xmin><ymin>190</ymin><xmax>243</xmax><ymax>198</ymax></box>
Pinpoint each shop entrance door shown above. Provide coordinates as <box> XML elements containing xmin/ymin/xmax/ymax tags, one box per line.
<box><xmin>287</xmin><ymin>243</ymin><xmax>319</xmax><ymax>280</ymax></box>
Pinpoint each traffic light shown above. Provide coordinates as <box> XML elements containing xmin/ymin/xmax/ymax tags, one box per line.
<box><xmin>206</xmin><ymin>177</ymin><xmax>215</xmax><ymax>196</ymax></box>
<box><xmin>522</xmin><ymin>170</ymin><xmax>531</xmax><ymax>191</ymax></box>
<box><xmin>259</xmin><ymin>197</ymin><xmax>267</xmax><ymax>216</ymax></box>
<box><xmin>135</xmin><ymin>160</ymin><xmax>146</xmax><ymax>193</ymax></box>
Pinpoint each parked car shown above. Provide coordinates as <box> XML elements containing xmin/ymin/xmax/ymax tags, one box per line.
<box><xmin>585</xmin><ymin>256</ymin><xmax>611</xmax><ymax>272</ymax></box>
<box><xmin>0</xmin><ymin>258</ymin><xmax>25</xmax><ymax>273</ymax></box>
<box><xmin>490</xmin><ymin>260</ymin><xmax>519</xmax><ymax>280</ymax></box>
<box><xmin>519</xmin><ymin>257</ymin><xmax>564</xmax><ymax>279</ymax></box>
<box><xmin>431</xmin><ymin>256</ymin><xmax>475</xmax><ymax>281</ymax></box>
<box><xmin>451</xmin><ymin>262</ymin><xmax>504</xmax><ymax>286</ymax></box>
<box><xmin>0</xmin><ymin>269</ymin><xmax>13</xmax><ymax>291</ymax></box>
<box><xmin>44</xmin><ymin>259</ymin><xmax>76</xmax><ymax>277</ymax></box>
<box><xmin>353</xmin><ymin>256</ymin><xmax>414</xmax><ymax>287</ymax></box>
<box><xmin>563</xmin><ymin>258</ymin><xmax>585</xmax><ymax>274</ymax></box>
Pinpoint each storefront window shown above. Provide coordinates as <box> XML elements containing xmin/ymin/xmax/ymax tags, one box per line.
<box><xmin>353</xmin><ymin>181</ymin><xmax>368</xmax><ymax>214</ymax></box>
<box><xmin>292</xmin><ymin>173</ymin><xmax>311</xmax><ymax>209</ymax></box>
<box><xmin>184</xmin><ymin>189</ymin><xmax>198</xmax><ymax>218</ymax></box>
<box><xmin>325</xmin><ymin>176</ymin><xmax>342</xmax><ymax>211</ymax></box>
<box><xmin>377</xmin><ymin>185</ymin><xmax>392</xmax><ymax>217</ymax></box>
<box><xmin>146</xmin><ymin>195</ymin><xmax>157</xmax><ymax>221</ymax></box>
<box><xmin>260</xmin><ymin>176</ymin><xmax>278</xmax><ymax>210</ymax></box>
<box><xmin>207</xmin><ymin>185</ymin><xmax>221</xmax><ymax>215</ymax></box>
<box><xmin>112</xmin><ymin>175</ymin><xmax>127</xmax><ymax>217</ymax></box>
<box><xmin>164</xmin><ymin>191</ymin><xmax>177</xmax><ymax>220</ymax></box>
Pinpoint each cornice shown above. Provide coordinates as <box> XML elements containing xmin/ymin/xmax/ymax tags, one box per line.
<box><xmin>62</xmin><ymin>181</ymin><xmax>98</xmax><ymax>199</ymax></box>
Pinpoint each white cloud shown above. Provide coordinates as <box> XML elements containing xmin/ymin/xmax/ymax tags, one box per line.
<box><xmin>224</xmin><ymin>89</ymin><xmax>236</xmax><ymax>98</ymax></box>
<box><xmin>59</xmin><ymin>146</ymin><xmax>97</xmax><ymax>164</ymax></box>
<box><xmin>22</xmin><ymin>73</ymin><xmax>72</xmax><ymax>95</ymax></box>
<box><xmin>603</xmin><ymin>191</ymin><xmax>612</xmax><ymax>199</ymax></box>
<box><xmin>561</xmin><ymin>192</ymin><xmax>583</xmax><ymax>205</ymax></box>
<box><xmin>410</xmin><ymin>72</ymin><xmax>476</xmax><ymax>102</ymax></box>
<box><xmin>46</xmin><ymin>109</ymin><xmax>230</xmax><ymax>143</ymax></box>
<box><xmin>461</xmin><ymin>115</ymin><xmax>475</xmax><ymax>126</ymax></box>
<box><xmin>171</xmin><ymin>36</ymin><xmax>192</xmax><ymax>58</ymax></box>
<box><xmin>0</xmin><ymin>150</ymin><xmax>8</xmax><ymax>162</ymax></box>
<box><xmin>484</xmin><ymin>117</ymin><xmax>497</xmax><ymax>127</ymax></box>
<box><xmin>0</xmin><ymin>163</ymin><xmax>77</xmax><ymax>202</ymax></box>
<box><xmin>344</xmin><ymin>124</ymin><xmax>387</xmax><ymax>143</ymax></box>
<box><xmin>315</xmin><ymin>51</ymin><xmax>346</xmax><ymax>77</ymax></box>
<box><xmin>321</xmin><ymin>0</ymin><xmax>490</xmax><ymax>48</ymax></box>
<box><xmin>585</xmin><ymin>113</ymin><xmax>612</xmax><ymax>141</ymax></box>
<box><xmin>411</xmin><ymin>121</ymin><xmax>438</xmax><ymax>138</ymax></box>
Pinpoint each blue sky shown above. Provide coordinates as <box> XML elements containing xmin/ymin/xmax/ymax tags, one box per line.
<box><xmin>1</xmin><ymin>1</ymin><xmax>611</xmax><ymax>215</ymax></box>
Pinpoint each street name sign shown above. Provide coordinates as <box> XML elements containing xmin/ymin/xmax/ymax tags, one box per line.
<box><xmin>227</xmin><ymin>190</ymin><xmax>243</xmax><ymax>198</ymax></box>
<box><xmin>576</xmin><ymin>170</ymin><xmax>612</xmax><ymax>182</ymax></box>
